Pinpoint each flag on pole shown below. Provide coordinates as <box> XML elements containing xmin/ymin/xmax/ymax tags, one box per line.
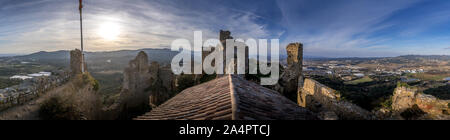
<box><xmin>79</xmin><ymin>0</ymin><xmax>83</xmax><ymax>11</ymax></box>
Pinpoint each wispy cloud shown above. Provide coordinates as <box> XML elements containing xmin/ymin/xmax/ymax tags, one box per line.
<box><xmin>0</xmin><ymin>0</ymin><xmax>276</xmax><ymax>53</ymax></box>
<box><xmin>276</xmin><ymin>0</ymin><xmax>428</xmax><ymax>57</ymax></box>
<box><xmin>1</xmin><ymin>0</ymin><xmax>450</xmax><ymax>56</ymax></box>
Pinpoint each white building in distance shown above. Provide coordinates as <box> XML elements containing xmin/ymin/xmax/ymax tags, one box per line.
<box><xmin>10</xmin><ymin>72</ymin><xmax>52</xmax><ymax>80</ymax></box>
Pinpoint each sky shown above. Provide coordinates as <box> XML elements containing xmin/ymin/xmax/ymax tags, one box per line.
<box><xmin>0</xmin><ymin>0</ymin><xmax>449</xmax><ymax>57</ymax></box>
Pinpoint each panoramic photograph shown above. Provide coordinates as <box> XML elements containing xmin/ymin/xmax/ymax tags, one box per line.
<box><xmin>0</xmin><ymin>0</ymin><xmax>449</xmax><ymax>125</ymax></box>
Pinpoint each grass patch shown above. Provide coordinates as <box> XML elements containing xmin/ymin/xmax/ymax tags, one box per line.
<box><xmin>73</xmin><ymin>73</ymin><xmax>100</xmax><ymax>91</ymax></box>
<box><xmin>407</xmin><ymin>73</ymin><xmax>450</xmax><ymax>81</ymax></box>
<box><xmin>345</xmin><ymin>76</ymin><xmax>374</xmax><ymax>85</ymax></box>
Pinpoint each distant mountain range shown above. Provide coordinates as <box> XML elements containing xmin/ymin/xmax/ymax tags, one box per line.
<box><xmin>300</xmin><ymin>55</ymin><xmax>450</xmax><ymax>61</ymax></box>
<box><xmin>3</xmin><ymin>49</ymin><xmax>449</xmax><ymax>69</ymax></box>
<box><xmin>5</xmin><ymin>48</ymin><xmax>179</xmax><ymax>72</ymax></box>
<box><xmin>0</xmin><ymin>54</ymin><xmax>23</xmax><ymax>57</ymax></box>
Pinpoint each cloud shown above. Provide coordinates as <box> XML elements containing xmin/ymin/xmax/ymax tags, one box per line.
<box><xmin>1</xmin><ymin>0</ymin><xmax>450</xmax><ymax>57</ymax></box>
<box><xmin>276</xmin><ymin>0</ymin><xmax>430</xmax><ymax>57</ymax></box>
<box><xmin>0</xmin><ymin>0</ymin><xmax>277</xmax><ymax>53</ymax></box>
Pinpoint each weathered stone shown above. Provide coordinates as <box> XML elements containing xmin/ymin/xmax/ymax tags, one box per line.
<box><xmin>220</xmin><ymin>30</ymin><xmax>233</xmax><ymax>45</ymax></box>
<box><xmin>298</xmin><ymin>78</ymin><xmax>373</xmax><ymax>120</ymax></box>
<box><xmin>286</xmin><ymin>43</ymin><xmax>303</xmax><ymax>67</ymax></box>
<box><xmin>120</xmin><ymin>51</ymin><xmax>152</xmax><ymax>111</ymax></box>
<box><xmin>122</xmin><ymin>51</ymin><xmax>151</xmax><ymax>94</ymax></box>
<box><xmin>214</xmin><ymin>30</ymin><xmax>250</xmax><ymax>77</ymax></box>
<box><xmin>392</xmin><ymin>86</ymin><xmax>450</xmax><ymax>119</ymax></box>
<box><xmin>159</xmin><ymin>66</ymin><xmax>175</xmax><ymax>90</ymax></box>
<box><xmin>219</xmin><ymin>30</ymin><xmax>232</xmax><ymax>76</ymax></box>
<box><xmin>391</xmin><ymin>87</ymin><xmax>417</xmax><ymax>112</ymax></box>
<box><xmin>112</xmin><ymin>51</ymin><xmax>177</xmax><ymax>119</ymax></box>
<box><xmin>148</xmin><ymin>62</ymin><xmax>173</xmax><ymax>108</ymax></box>
<box><xmin>70</xmin><ymin>49</ymin><xmax>87</xmax><ymax>75</ymax></box>
<box><xmin>276</xmin><ymin>43</ymin><xmax>303</xmax><ymax>101</ymax></box>
<box><xmin>202</xmin><ymin>46</ymin><xmax>215</xmax><ymax>67</ymax></box>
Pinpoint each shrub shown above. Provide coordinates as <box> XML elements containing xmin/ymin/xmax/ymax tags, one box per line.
<box><xmin>397</xmin><ymin>82</ymin><xmax>410</xmax><ymax>88</ymax></box>
<box><xmin>83</xmin><ymin>73</ymin><xmax>100</xmax><ymax>91</ymax></box>
<box><xmin>39</xmin><ymin>95</ymin><xmax>83</xmax><ymax>120</ymax></box>
<box><xmin>380</xmin><ymin>96</ymin><xmax>393</xmax><ymax>109</ymax></box>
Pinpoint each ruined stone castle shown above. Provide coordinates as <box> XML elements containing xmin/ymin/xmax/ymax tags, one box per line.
<box><xmin>126</xmin><ymin>30</ymin><xmax>450</xmax><ymax>120</ymax></box>
<box><xmin>105</xmin><ymin>51</ymin><xmax>176</xmax><ymax>119</ymax></box>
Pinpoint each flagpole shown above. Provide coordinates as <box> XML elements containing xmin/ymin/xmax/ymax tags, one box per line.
<box><xmin>79</xmin><ymin>0</ymin><xmax>85</xmax><ymax>74</ymax></box>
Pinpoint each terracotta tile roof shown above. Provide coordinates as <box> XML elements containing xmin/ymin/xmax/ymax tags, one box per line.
<box><xmin>135</xmin><ymin>75</ymin><xmax>317</xmax><ymax>120</ymax></box>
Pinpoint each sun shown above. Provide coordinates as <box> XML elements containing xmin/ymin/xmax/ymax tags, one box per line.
<box><xmin>97</xmin><ymin>22</ymin><xmax>121</xmax><ymax>41</ymax></box>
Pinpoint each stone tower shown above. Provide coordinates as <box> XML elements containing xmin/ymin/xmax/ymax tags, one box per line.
<box><xmin>286</xmin><ymin>43</ymin><xmax>303</xmax><ymax>69</ymax></box>
<box><xmin>220</xmin><ymin>30</ymin><xmax>233</xmax><ymax>45</ymax></box>
<box><xmin>218</xmin><ymin>30</ymin><xmax>249</xmax><ymax>76</ymax></box>
<box><xmin>276</xmin><ymin>43</ymin><xmax>303</xmax><ymax>101</ymax></box>
<box><xmin>70</xmin><ymin>49</ymin><xmax>87</xmax><ymax>75</ymax></box>
<box><xmin>287</xmin><ymin>43</ymin><xmax>304</xmax><ymax>91</ymax></box>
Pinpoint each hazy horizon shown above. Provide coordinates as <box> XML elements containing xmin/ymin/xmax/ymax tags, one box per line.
<box><xmin>1</xmin><ymin>48</ymin><xmax>449</xmax><ymax>59</ymax></box>
<box><xmin>1</xmin><ymin>0</ymin><xmax>450</xmax><ymax>57</ymax></box>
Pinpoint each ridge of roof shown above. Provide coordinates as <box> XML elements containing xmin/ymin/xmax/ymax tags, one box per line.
<box><xmin>136</xmin><ymin>74</ymin><xmax>317</xmax><ymax>120</ymax></box>
<box><xmin>228</xmin><ymin>74</ymin><xmax>239</xmax><ymax>120</ymax></box>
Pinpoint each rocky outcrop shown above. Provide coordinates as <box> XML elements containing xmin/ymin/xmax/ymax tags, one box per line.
<box><xmin>298</xmin><ymin>78</ymin><xmax>373</xmax><ymax>120</ymax></box>
<box><xmin>70</xmin><ymin>49</ymin><xmax>87</xmax><ymax>75</ymax></box>
<box><xmin>391</xmin><ymin>86</ymin><xmax>450</xmax><ymax>119</ymax></box>
<box><xmin>392</xmin><ymin>87</ymin><xmax>418</xmax><ymax>112</ymax></box>
<box><xmin>275</xmin><ymin>43</ymin><xmax>303</xmax><ymax>101</ymax></box>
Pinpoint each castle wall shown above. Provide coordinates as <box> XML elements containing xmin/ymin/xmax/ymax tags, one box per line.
<box><xmin>107</xmin><ymin>51</ymin><xmax>177</xmax><ymax>119</ymax></box>
<box><xmin>298</xmin><ymin>78</ymin><xmax>373</xmax><ymax>120</ymax></box>
<box><xmin>275</xmin><ymin>43</ymin><xmax>303</xmax><ymax>101</ymax></box>
<box><xmin>0</xmin><ymin>71</ymin><xmax>71</xmax><ymax>111</ymax></box>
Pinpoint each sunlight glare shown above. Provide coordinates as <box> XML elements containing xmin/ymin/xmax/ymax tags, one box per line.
<box><xmin>97</xmin><ymin>22</ymin><xmax>121</xmax><ymax>41</ymax></box>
